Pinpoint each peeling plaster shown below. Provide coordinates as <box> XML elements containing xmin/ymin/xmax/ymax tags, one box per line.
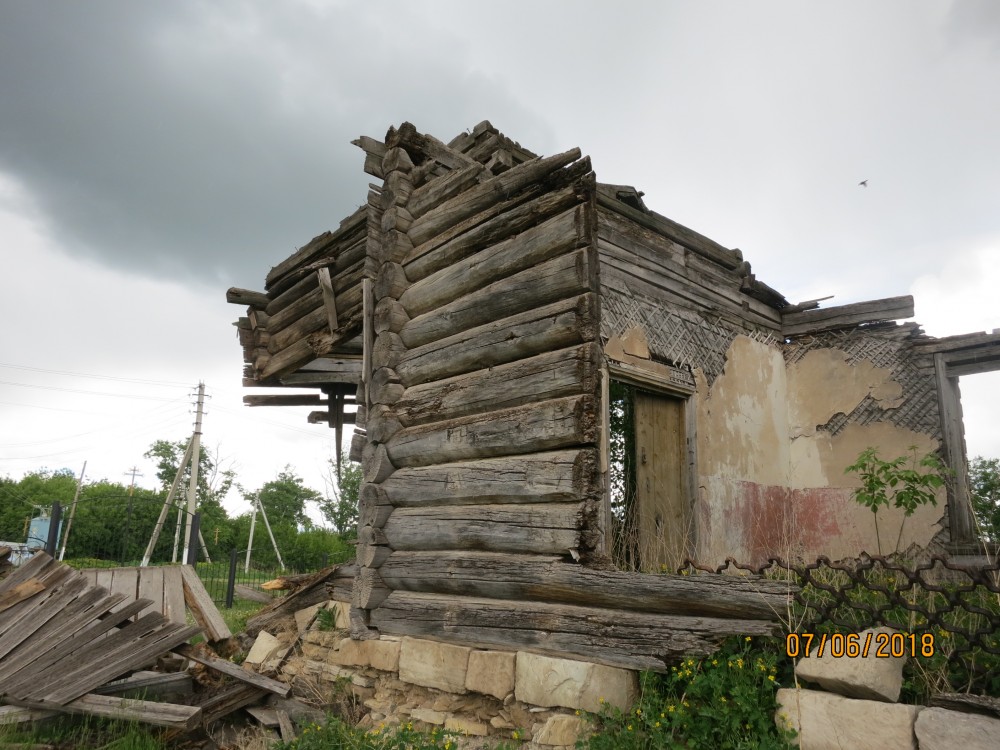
<box><xmin>787</xmin><ymin>349</ymin><xmax>903</xmax><ymax>439</ymax></box>
<box><xmin>696</xmin><ymin>336</ymin><xmax>789</xmax><ymax>487</ymax></box>
<box><xmin>692</xmin><ymin>335</ymin><xmax>943</xmax><ymax>563</ymax></box>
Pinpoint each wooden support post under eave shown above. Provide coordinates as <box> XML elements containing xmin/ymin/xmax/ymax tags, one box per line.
<box><xmin>317</xmin><ymin>267</ymin><xmax>339</xmax><ymax>331</ymax></box>
<box><xmin>934</xmin><ymin>353</ymin><xmax>977</xmax><ymax>545</ymax></box>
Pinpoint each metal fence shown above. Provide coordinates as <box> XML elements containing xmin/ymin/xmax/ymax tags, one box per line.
<box><xmin>679</xmin><ymin>553</ymin><xmax>1000</xmax><ymax>694</ymax></box>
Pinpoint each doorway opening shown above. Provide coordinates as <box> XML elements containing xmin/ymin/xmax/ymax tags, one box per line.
<box><xmin>607</xmin><ymin>379</ymin><xmax>691</xmax><ymax>572</ymax></box>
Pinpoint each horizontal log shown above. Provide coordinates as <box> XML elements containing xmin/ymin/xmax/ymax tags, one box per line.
<box><xmin>400</xmin><ymin>249</ymin><xmax>593</xmax><ymax>350</ymax></box>
<box><xmin>267</xmin><ymin>230</ymin><xmax>366</xmax><ymax>310</ymax></box>
<box><xmin>387</xmin><ymin>122</ymin><xmax>480</xmax><ymax>168</ymax></box>
<box><xmin>379</xmin><ymin>551</ymin><xmax>790</xmax><ymax>620</ymax></box>
<box><xmin>226</xmin><ymin>287</ymin><xmax>269</xmax><ymax>308</ymax></box>
<box><xmin>352</xmin><ymin>135</ymin><xmax>387</xmax><ymax>179</ymax></box>
<box><xmin>407</xmin><ymin>162</ymin><xmax>487</xmax><ymax>219</ymax></box>
<box><xmin>262</xmin><ymin>298</ymin><xmax>365</xmax><ymax>380</ymax></box>
<box><xmin>243</xmin><ymin>394</ymin><xmax>323</xmax><ymax>407</ymax></box>
<box><xmin>408</xmin><ymin>148</ymin><xmax>582</xmax><ymax>246</ymax></box>
<box><xmin>596</xmin><ymin>208</ymin><xmax>783</xmax><ymax>328</ymax></box>
<box><xmin>399</xmin><ymin>205</ymin><xmax>588</xmax><ymax>319</ymax></box>
<box><xmin>405</xmin><ymin>183</ymin><xmax>584</xmax><ymax>282</ymax></box>
<box><xmin>396</xmin><ymin>293</ymin><xmax>598</xmax><ymax>387</ymax></box>
<box><xmin>913</xmin><ymin>330</ymin><xmax>1000</xmax><ymax>354</ymax></box>
<box><xmin>782</xmin><ymin>295</ymin><xmax>915</xmax><ymax>337</ymax></box>
<box><xmin>385</xmin><ymin>394</ymin><xmax>596</xmax><ymax>468</ymax></box>
<box><xmin>281</xmin><ymin>370</ymin><xmax>360</xmax><ymax>386</ymax></box>
<box><xmin>595</xmin><ymin>190</ymin><xmax>742</xmax><ymax>271</ymax></box>
<box><xmin>265</xmin><ymin>207</ymin><xmax>366</xmax><ymax>291</ymax></box>
<box><xmin>307</xmin><ymin>410</ymin><xmax>357</xmax><ymax>425</ymax></box>
<box><xmin>383</xmin><ymin>504</ymin><xmax>582</xmax><ymax>555</ymax></box>
<box><xmin>268</xmin><ymin>265</ymin><xmax>363</xmax><ymax>353</ymax></box>
<box><xmin>378</xmin><ymin>449</ymin><xmax>599</xmax><ymax>507</ymax></box>
<box><xmin>371</xmin><ymin>591</ymin><xmax>780</xmax><ymax>672</ymax></box>
<box><xmin>269</xmin><ymin>286</ymin><xmax>321</xmax><ymax>334</ymax></box>
<box><xmin>394</xmin><ymin>344</ymin><xmax>599</xmax><ymax>427</ymax></box>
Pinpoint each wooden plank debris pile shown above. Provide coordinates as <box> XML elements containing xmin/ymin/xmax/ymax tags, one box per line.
<box><xmin>0</xmin><ymin>552</ymin><xmax>296</xmax><ymax>737</ymax></box>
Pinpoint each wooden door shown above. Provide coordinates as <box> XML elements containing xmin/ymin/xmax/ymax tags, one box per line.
<box><xmin>634</xmin><ymin>390</ymin><xmax>688</xmax><ymax>570</ymax></box>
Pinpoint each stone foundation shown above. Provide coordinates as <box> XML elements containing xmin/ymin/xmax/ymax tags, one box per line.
<box><xmin>266</xmin><ymin>602</ymin><xmax>638</xmax><ymax>747</ymax></box>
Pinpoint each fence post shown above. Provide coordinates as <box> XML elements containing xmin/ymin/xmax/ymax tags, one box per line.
<box><xmin>186</xmin><ymin>512</ymin><xmax>201</xmax><ymax>566</ymax></box>
<box><xmin>225</xmin><ymin>548</ymin><xmax>238</xmax><ymax>610</ymax></box>
<box><xmin>321</xmin><ymin>552</ymin><xmax>329</xmax><ymax>569</ymax></box>
<box><xmin>45</xmin><ymin>502</ymin><xmax>62</xmax><ymax>557</ymax></box>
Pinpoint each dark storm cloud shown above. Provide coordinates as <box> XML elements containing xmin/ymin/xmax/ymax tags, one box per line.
<box><xmin>0</xmin><ymin>1</ymin><xmax>550</xmax><ymax>289</ymax></box>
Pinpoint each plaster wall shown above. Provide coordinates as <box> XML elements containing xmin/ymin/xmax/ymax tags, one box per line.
<box><xmin>693</xmin><ymin>336</ymin><xmax>944</xmax><ymax>564</ymax></box>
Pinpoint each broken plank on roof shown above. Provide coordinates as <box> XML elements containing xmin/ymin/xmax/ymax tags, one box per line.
<box><xmin>782</xmin><ymin>295</ymin><xmax>915</xmax><ymax>337</ymax></box>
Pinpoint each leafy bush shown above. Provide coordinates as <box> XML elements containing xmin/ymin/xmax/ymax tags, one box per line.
<box><xmin>580</xmin><ymin>636</ymin><xmax>796</xmax><ymax>750</ymax></box>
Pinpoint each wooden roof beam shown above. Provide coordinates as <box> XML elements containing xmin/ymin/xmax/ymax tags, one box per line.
<box><xmin>782</xmin><ymin>295</ymin><xmax>914</xmax><ymax>338</ymax></box>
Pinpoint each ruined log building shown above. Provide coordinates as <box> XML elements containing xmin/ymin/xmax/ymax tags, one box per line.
<box><xmin>227</xmin><ymin>121</ymin><xmax>1000</xmax><ymax>669</ymax></box>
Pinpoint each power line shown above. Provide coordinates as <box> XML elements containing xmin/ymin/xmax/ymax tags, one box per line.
<box><xmin>0</xmin><ymin>380</ymin><xmax>184</xmax><ymax>401</ymax></box>
<box><xmin>0</xmin><ymin>363</ymin><xmax>191</xmax><ymax>388</ymax></box>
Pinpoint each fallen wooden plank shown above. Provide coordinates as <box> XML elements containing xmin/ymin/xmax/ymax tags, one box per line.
<box><xmin>0</xmin><ymin>704</ymin><xmax>59</xmax><ymax>726</ymax></box>
<box><xmin>199</xmin><ymin>683</ymin><xmax>270</xmax><ymax>727</ymax></box>
<box><xmin>93</xmin><ymin>671</ymin><xmax>194</xmax><ymax>701</ymax></box>
<box><xmin>179</xmin><ymin>565</ymin><xmax>232</xmax><ymax>642</ymax></box>
<box><xmin>234</xmin><ymin>584</ymin><xmax>272</xmax><ymax>603</ymax></box>
<box><xmin>7</xmin><ymin>694</ymin><xmax>202</xmax><ymax>731</ymax></box>
<box><xmin>246</xmin><ymin>705</ymin><xmax>280</xmax><ymax>727</ymax></box>
<box><xmin>173</xmin><ymin>644</ymin><xmax>290</xmax><ymax>698</ymax></box>
<box><xmin>0</xmin><ymin>579</ymin><xmax>44</xmax><ymax>614</ymax></box>
<box><xmin>277</xmin><ymin>709</ymin><xmax>296</xmax><ymax>742</ymax></box>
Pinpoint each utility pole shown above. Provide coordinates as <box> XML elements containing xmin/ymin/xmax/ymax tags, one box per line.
<box><xmin>58</xmin><ymin>461</ymin><xmax>86</xmax><ymax>561</ymax></box>
<box><xmin>142</xmin><ymin>441</ymin><xmax>193</xmax><ymax>567</ymax></box>
<box><xmin>181</xmin><ymin>382</ymin><xmax>205</xmax><ymax>564</ymax></box>
<box><xmin>124</xmin><ymin>466</ymin><xmax>143</xmax><ymax>496</ymax></box>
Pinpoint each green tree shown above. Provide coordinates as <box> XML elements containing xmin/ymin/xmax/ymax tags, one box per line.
<box><xmin>0</xmin><ymin>469</ymin><xmax>77</xmax><ymax>544</ymax></box>
<box><xmin>319</xmin><ymin>454</ymin><xmax>361</xmax><ymax>538</ymax></box>
<box><xmin>256</xmin><ymin>466</ymin><xmax>318</xmax><ymax>530</ymax></box>
<box><xmin>845</xmin><ymin>446</ymin><xmax>949</xmax><ymax>556</ymax></box>
<box><xmin>237</xmin><ymin>468</ymin><xmax>322</xmax><ymax>569</ymax></box>
<box><xmin>970</xmin><ymin>456</ymin><xmax>1000</xmax><ymax>543</ymax></box>
<box><xmin>143</xmin><ymin>438</ymin><xmax>236</xmax><ymax>561</ymax></box>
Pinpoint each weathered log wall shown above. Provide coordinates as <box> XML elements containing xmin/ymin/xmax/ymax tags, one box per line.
<box><xmin>347</xmin><ymin>122</ymin><xmax>605</xmax><ymax>641</ymax></box>
<box><xmin>342</xmin><ymin>122</ymin><xmax>788</xmax><ymax>669</ymax></box>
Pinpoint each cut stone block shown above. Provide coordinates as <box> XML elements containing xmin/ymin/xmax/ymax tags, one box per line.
<box><xmin>445</xmin><ymin>716</ymin><xmax>489</xmax><ymax>736</ymax></box>
<box><xmin>794</xmin><ymin>628</ymin><xmax>905</xmax><ymax>702</ymax></box>
<box><xmin>398</xmin><ymin>637</ymin><xmax>470</xmax><ymax>693</ymax></box>
<box><xmin>329</xmin><ymin>636</ymin><xmax>370</xmax><ymax>667</ymax></box>
<box><xmin>294</xmin><ymin>603</ymin><xmax>323</xmax><ymax>633</ymax></box>
<box><xmin>411</xmin><ymin>707</ymin><xmax>447</xmax><ymax>725</ymax></box>
<box><xmin>515</xmin><ymin>652</ymin><xmax>637</xmax><ymax>713</ymax></box>
<box><xmin>244</xmin><ymin>631</ymin><xmax>281</xmax><ymax>667</ymax></box>
<box><xmin>365</xmin><ymin>637</ymin><xmax>401</xmax><ymax>672</ymax></box>
<box><xmin>534</xmin><ymin>714</ymin><xmax>588</xmax><ymax>746</ymax></box>
<box><xmin>915</xmin><ymin>707</ymin><xmax>1000</xmax><ymax>750</ymax></box>
<box><xmin>466</xmin><ymin>650</ymin><xmax>516</xmax><ymax>700</ymax></box>
<box><xmin>776</xmin><ymin>687</ymin><xmax>921</xmax><ymax>750</ymax></box>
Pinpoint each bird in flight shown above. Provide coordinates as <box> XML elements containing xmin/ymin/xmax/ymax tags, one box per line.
<box><xmin>858</xmin><ymin>179</ymin><xmax>868</xmax><ymax>187</ymax></box>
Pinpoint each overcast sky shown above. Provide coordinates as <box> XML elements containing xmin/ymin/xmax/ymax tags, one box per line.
<box><xmin>1</xmin><ymin>1</ymin><xmax>998</xmax><ymax>523</ymax></box>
